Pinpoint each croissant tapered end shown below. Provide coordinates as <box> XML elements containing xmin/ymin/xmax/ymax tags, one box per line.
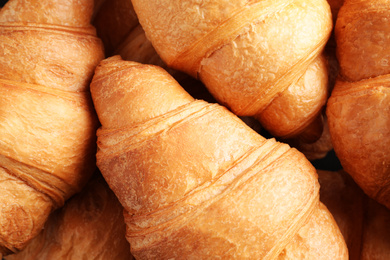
<box><xmin>0</xmin><ymin>0</ymin><xmax>94</xmax><ymax>27</ymax></box>
<box><xmin>327</xmin><ymin>77</ymin><xmax>390</xmax><ymax>208</ymax></box>
<box><xmin>91</xmin><ymin>56</ymin><xmax>194</xmax><ymax>129</ymax></box>
<box><xmin>0</xmin><ymin>0</ymin><xmax>104</xmax><ymax>255</ymax></box>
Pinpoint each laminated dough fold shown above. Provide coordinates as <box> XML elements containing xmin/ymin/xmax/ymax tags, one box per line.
<box><xmin>0</xmin><ymin>0</ymin><xmax>104</xmax><ymax>255</ymax></box>
<box><xmin>130</xmin><ymin>0</ymin><xmax>333</xmax><ymax>142</ymax></box>
<box><xmin>327</xmin><ymin>0</ymin><xmax>390</xmax><ymax>209</ymax></box>
<box><xmin>90</xmin><ymin>56</ymin><xmax>347</xmax><ymax>259</ymax></box>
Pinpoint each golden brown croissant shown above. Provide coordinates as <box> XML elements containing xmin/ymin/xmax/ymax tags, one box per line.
<box><xmin>90</xmin><ymin>56</ymin><xmax>347</xmax><ymax>259</ymax></box>
<box><xmin>130</xmin><ymin>0</ymin><xmax>333</xmax><ymax>143</ymax></box>
<box><xmin>318</xmin><ymin>169</ymin><xmax>390</xmax><ymax>260</ymax></box>
<box><xmin>92</xmin><ymin>0</ymin><xmax>269</xmax><ymax>152</ymax></box>
<box><xmin>4</xmin><ymin>172</ymin><xmax>134</xmax><ymax>260</ymax></box>
<box><xmin>284</xmin><ymin>0</ymin><xmax>344</xmax><ymax>161</ymax></box>
<box><xmin>282</xmin><ymin>0</ymin><xmax>343</xmax><ymax>160</ymax></box>
<box><xmin>326</xmin><ymin>0</ymin><xmax>390</xmax><ymax>209</ymax></box>
<box><xmin>0</xmin><ymin>0</ymin><xmax>104</xmax><ymax>255</ymax></box>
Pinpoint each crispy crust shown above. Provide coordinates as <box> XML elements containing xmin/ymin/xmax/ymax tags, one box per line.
<box><xmin>0</xmin><ymin>0</ymin><xmax>104</xmax><ymax>255</ymax></box>
<box><xmin>91</xmin><ymin>56</ymin><xmax>347</xmax><ymax>259</ymax></box>
<box><xmin>130</xmin><ymin>0</ymin><xmax>333</xmax><ymax>141</ymax></box>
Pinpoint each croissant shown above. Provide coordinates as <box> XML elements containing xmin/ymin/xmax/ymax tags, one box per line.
<box><xmin>0</xmin><ymin>0</ymin><xmax>104</xmax><ymax>255</ymax></box>
<box><xmin>326</xmin><ymin>0</ymin><xmax>390</xmax><ymax>209</ymax></box>
<box><xmin>318</xmin><ymin>169</ymin><xmax>390</xmax><ymax>260</ymax></box>
<box><xmin>282</xmin><ymin>0</ymin><xmax>344</xmax><ymax>161</ymax></box>
<box><xmin>284</xmin><ymin>0</ymin><xmax>345</xmax><ymax>161</ymax></box>
<box><xmin>129</xmin><ymin>0</ymin><xmax>333</xmax><ymax>143</ymax></box>
<box><xmin>4</xmin><ymin>172</ymin><xmax>134</xmax><ymax>260</ymax></box>
<box><xmin>90</xmin><ymin>56</ymin><xmax>347</xmax><ymax>259</ymax></box>
<box><xmin>92</xmin><ymin>0</ymin><xmax>334</xmax><ymax>160</ymax></box>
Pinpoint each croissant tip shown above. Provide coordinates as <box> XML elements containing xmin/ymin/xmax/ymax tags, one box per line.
<box><xmin>92</xmin><ymin>56</ymin><xmax>138</xmax><ymax>80</ymax></box>
<box><xmin>100</xmin><ymin>55</ymin><xmax>145</xmax><ymax>68</ymax></box>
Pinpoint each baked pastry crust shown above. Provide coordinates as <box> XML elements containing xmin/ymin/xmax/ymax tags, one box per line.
<box><xmin>130</xmin><ymin>0</ymin><xmax>333</xmax><ymax>142</ymax></box>
<box><xmin>327</xmin><ymin>0</ymin><xmax>390</xmax><ymax>209</ymax></box>
<box><xmin>91</xmin><ymin>56</ymin><xmax>347</xmax><ymax>259</ymax></box>
<box><xmin>0</xmin><ymin>0</ymin><xmax>104</xmax><ymax>254</ymax></box>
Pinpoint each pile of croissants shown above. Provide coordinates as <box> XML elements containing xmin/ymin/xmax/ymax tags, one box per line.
<box><xmin>0</xmin><ymin>0</ymin><xmax>389</xmax><ymax>259</ymax></box>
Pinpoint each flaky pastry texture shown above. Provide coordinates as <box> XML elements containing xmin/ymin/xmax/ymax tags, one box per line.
<box><xmin>130</xmin><ymin>0</ymin><xmax>333</xmax><ymax>143</ymax></box>
<box><xmin>90</xmin><ymin>56</ymin><xmax>347</xmax><ymax>259</ymax></box>
<box><xmin>0</xmin><ymin>0</ymin><xmax>104</xmax><ymax>255</ymax></box>
<box><xmin>327</xmin><ymin>0</ymin><xmax>390</xmax><ymax>209</ymax></box>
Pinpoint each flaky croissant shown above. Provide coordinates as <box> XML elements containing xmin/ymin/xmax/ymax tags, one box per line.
<box><xmin>0</xmin><ymin>0</ymin><xmax>104</xmax><ymax>255</ymax></box>
<box><xmin>326</xmin><ymin>0</ymin><xmax>390</xmax><ymax>209</ymax></box>
<box><xmin>90</xmin><ymin>56</ymin><xmax>347</xmax><ymax>259</ymax></box>
<box><xmin>130</xmin><ymin>0</ymin><xmax>333</xmax><ymax>143</ymax></box>
<box><xmin>4</xmin><ymin>172</ymin><xmax>134</xmax><ymax>260</ymax></box>
<box><xmin>92</xmin><ymin>0</ymin><xmax>335</xmax><ymax>160</ymax></box>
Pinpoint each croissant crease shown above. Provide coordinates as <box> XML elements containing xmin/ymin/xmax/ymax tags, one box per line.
<box><xmin>0</xmin><ymin>0</ymin><xmax>104</xmax><ymax>255</ymax></box>
<box><xmin>326</xmin><ymin>0</ymin><xmax>390</xmax><ymax>209</ymax></box>
<box><xmin>90</xmin><ymin>56</ymin><xmax>347</xmax><ymax>259</ymax></box>
<box><xmin>129</xmin><ymin>0</ymin><xmax>333</xmax><ymax>143</ymax></box>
